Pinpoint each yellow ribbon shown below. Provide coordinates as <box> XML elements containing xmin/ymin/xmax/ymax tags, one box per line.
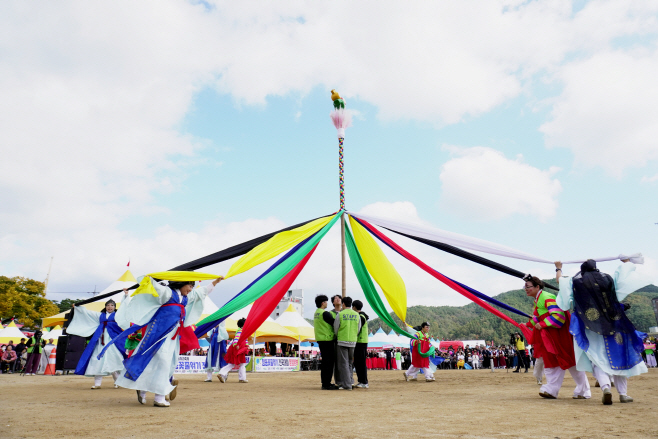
<box><xmin>349</xmin><ymin>215</ymin><xmax>408</xmax><ymax>323</ymax></box>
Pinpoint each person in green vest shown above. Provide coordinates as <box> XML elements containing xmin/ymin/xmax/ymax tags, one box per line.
<box><xmin>24</xmin><ymin>330</ymin><xmax>45</xmax><ymax>375</ymax></box>
<box><xmin>395</xmin><ymin>349</ymin><xmax>402</xmax><ymax>370</ymax></box>
<box><xmin>333</xmin><ymin>296</ymin><xmax>362</xmax><ymax>390</ymax></box>
<box><xmin>352</xmin><ymin>300</ymin><xmax>369</xmax><ymax>389</ymax></box>
<box><xmin>313</xmin><ymin>294</ymin><xmax>337</xmax><ymax>390</ymax></box>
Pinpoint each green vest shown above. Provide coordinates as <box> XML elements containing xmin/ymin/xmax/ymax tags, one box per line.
<box><xmin>395</xmin><ymin>351</ymin><xmax>401</xmax><ymax>361</ymax></box>
<box><xmin>356</xmin><ymin>314</ymin><xmax>368</xmax><ymax>343</ymax></box>
<box><xmin>337</xmin><ymin>309</ymin><xmax>360</xmax><ymax>343</ymax></box>
<box><xmin>27</xmin><ymin>336</ymin><xmax>42</xmax><ymax>354</ymax></box>
<box><xmin>314</xmin><ymin>308</ymin><xmax>334</xmax><ymax>342</ymax></box>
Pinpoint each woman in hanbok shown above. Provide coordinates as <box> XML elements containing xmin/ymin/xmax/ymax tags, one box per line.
<box><xmin>68</xmin><ymin>291</ymin><xmax>130</xmax><ymax>389</ymax></box>
<box><xmin>101</xmin><ymin>276</ymin><xmax>223</xmax><ymax>407</ymax></box>
<box><xmin>555</xmin><ymin>259</ymin><xmax>648</xmax><ymax>404</ymax></box>
<box><xmin>204</xmin><ymin>321</ymin><xmax>228</xmax><ymax>382</ymax></box>
<box><xmin>218</xmin><ymin>318</ymin><xmax>249</xmax><ymax>383</ymax></box>
<box><xmin>498</xmin><ymin>348</ymin><xmax>506</xmax><ymax>369</ymax></box>
<box><xmin>403</xmin><ymin>322</ymin><xmax>436</xmax><ymax>382</ymax></box>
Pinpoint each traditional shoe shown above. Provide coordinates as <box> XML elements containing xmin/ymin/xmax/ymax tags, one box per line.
<box><xmin>239</xmin><ymin>379</ymin><xmax>249</xmax><ymax>383</ymax></box>
<box><xmin>572</xmin><ymin>395</ymin><xmax>586</xmax><ymax>399</ymax></box>
<box><xmin>136</xmin><ymin>390</ymin><xmax>146</xmax><ymax>405</ymax></box>
<box><xmin>619</xmin><ymin>395</ymin><xmax>634</xmax><ymax>403</ymax></box>
<box><xmin>153</xmin><ymin>401</ymin><xmax>171</xmax><ymax>407</ymax></box>
<box><xmin>602</xmin><ymin>388</ymin><xmax>613</xmax><ymax>405</ymax></box>
<box><xmin>338</xmin><ymin>386</ymin><xmax>352</xmax><ymax>391</ymax></box>
<box><xmin>218</xmin><ymin>374</ymin><xmax>226</xmax><ymax>383</ymax></box>
<box><xmin>425</xmin><ymin>377</ymin><xmax>435</xmax><ymax>382</ymax></box>
<box><xmin>539</xmin><ymin>391</ymin><xmax>556</xmax><ymax>399</ymax></box>
<box><xmin>537</xmin><ymin>379</ymin><xmax>542</xmax><ymax>385</ymax></box>
<box><xmin>90</xmin><ymin>386</ymin><xmax>100</xmax><ymax>389</ymax></box>
<box><xmin>168</xmin><ymin>379</ymin><xmax>178</xmax><ymax>401</ymax></box>
<box><xmin>204</xmin><ymin>379</ymin><xmax>212</xmax><ymax>382</ymax></box>
<box><xmin>409</xmin><ymin>377</ymin><xmax>418</xmax><ymax>381</ymax></box>
<box><xmin>403</xmin><ymin>372</ymin><xmax>409</xmax><ymax>382</ymax></box>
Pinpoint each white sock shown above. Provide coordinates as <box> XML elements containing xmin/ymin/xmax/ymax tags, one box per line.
<box><xmin>94</xmin><ymin>376</ymin><xmax>103</xmax><ymax>387</ymax></box>
<box><xmin>139</xmin><ymin>390</ymin><xmax>146</xmax><ymax>399</ymax></box>
<box><xmin>207</xmin><ymin>371</ymin><xmax>213</xmax><ymax>380</ymax></box>
<box><xmin>154</xmin><ymin>394</ymin><xmax>167</xmax><ymax>403</ymax></box>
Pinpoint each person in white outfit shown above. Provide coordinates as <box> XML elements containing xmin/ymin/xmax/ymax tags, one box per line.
<box><xmin>555</xmin><ymin>259</ymin><xmax>648</xmax><ymax>405</ymax></box>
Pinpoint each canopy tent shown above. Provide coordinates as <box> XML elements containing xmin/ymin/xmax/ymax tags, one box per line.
<box><xmin>0</xmin><ymin>320</ymin><xmax>28</xmax><ymax>344</ymax></box>
<box><xmin>42</xmin><ymin>270</ymin><xmax>138</xmax><ymax>327</ymax></box>
<box><xmin>274</xmin><ymin>304</ymin><xmax>315</xmax><ymax>342</ymax></box>
<box><xmin>44</xmin><ymin>325</ymin><xmax>63</xmax><ymax>341</ymax></box>
<box><xmin>220</xmin><ymin>304</ymin><xmax>300</xmax><ymax>344</ymax></box>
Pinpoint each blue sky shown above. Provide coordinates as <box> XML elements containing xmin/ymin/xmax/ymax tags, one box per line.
<box><xmin>1</xmin><ymin>1</ymin><xmax>657</xmax><ymax>318</ymax></box>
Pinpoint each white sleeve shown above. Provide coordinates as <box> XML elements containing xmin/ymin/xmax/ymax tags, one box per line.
<box><xmin>66</xmin><ymin>306</ymin><xmax>102</xmax><ymax>337</ymax></box>
<box><xmin>613</xmin><ymin>263</ymin><xmax>651</xmax><ymax>301</ymax></box>
<box><xmin>555</xmin><ymin>276</ymin><xmax>574</xmax><ymax>311</ymax></box>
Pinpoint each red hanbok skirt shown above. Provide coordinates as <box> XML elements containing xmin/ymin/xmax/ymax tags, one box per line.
<box><xmin>529</xmin><ymin>311</ymin><xmax>576</xmax><ymax>370</ymax></box>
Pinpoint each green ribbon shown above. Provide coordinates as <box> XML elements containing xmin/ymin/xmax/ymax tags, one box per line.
<box><xmin>344</xmin><ymin>221</ymin><xmax>415</xmax><ymax>339</ymax></box>
<box><xmin>197</xmin><ymin>211</ymin><xmax>343</xmax><ymax>327</ymax></box>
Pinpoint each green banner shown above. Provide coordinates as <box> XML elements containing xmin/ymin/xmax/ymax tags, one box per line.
<box><xmin>197</xmin><ymin>211</ymin><xmax>343</xmax><ymax>327</ymax></box>
<box><xmin>344</xmin><ymin>222</ymin><xmax>415</xmax><ymax>339</ymax></box>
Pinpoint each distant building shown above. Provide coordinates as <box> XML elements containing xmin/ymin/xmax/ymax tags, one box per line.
<box><xmin>271</xmin><ymin>289</ymin><xmax>303</xmax><ymax>319</ymax></box>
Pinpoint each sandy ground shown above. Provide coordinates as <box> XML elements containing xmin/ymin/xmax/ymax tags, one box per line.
<box><xmin>1</xmin><ymin>368</ymin><xmax>657</xmax><ymax>439</ymax></box>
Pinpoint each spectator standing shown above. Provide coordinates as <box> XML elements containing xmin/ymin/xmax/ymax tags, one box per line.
<box><xmin>24</xmin><ymin>331</ymin><xmax>45</xmax><ymax>376</ymax></box>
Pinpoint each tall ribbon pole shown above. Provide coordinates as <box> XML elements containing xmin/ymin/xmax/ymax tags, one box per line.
<box><xmin>340</xmin><ymin>136</ymin><xmax>346</xmax><ymax>298</ymax></box>
<box><xmin>330</xmin><ymin>90</ymin><xmax>351</xmax><ymax>298</ymax></box>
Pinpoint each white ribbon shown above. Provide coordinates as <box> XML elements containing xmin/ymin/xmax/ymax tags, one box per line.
<box><xmin>348</xmin><ymin>211</ymin><xmax>643</xmax><ymax>265</ymax></box>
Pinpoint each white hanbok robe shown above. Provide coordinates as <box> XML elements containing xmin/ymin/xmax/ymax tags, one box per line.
<box><xmin>556</xmin><ymin>263</ymin><xmax>649</xmax><ymax>378</ymax></box>
<box><xmin>114</xmin><ymin>279</ymin><xmax>212</xmax><ymax>395</ymax></box>
<box><xmin>205</xmin><ymin>321</ymin><xmax>229</xmax><ymax>373</ymax></box>
<box><xmin>67</xmin><ymin>304</ymin><xmax>130</xmax><ymax>376</ymax></box>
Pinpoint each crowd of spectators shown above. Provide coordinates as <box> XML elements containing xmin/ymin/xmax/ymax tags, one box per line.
<box><xmin>1</xmin><ymin>338</ymin><xmax>28</xmax><ymax>374</ymax></box>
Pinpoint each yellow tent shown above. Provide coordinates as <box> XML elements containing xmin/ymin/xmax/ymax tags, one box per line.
<box><xmin>274</xmin><ymin>304</ymin><xmax>315</xmax><ymax>341</ymax></box>
<box><xmin>204</xmin><ymin>304</ymin><xmax>299</xmax><ymax>344</ymax></box>
<box><xmin>42</xmin><ymin>270</ymin><xmax>138</xmax><ymax>327</ymax></box>
<box><xmin>0</xmin><ymin>320</ymin><xmax>28</xmax><ymax>344</ymax></box>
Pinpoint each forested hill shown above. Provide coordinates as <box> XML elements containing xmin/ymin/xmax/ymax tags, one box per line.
<box><xmin>366</xmin><ymin>281</ymin><xmax>658</xmax><ymax>343</ymax></box>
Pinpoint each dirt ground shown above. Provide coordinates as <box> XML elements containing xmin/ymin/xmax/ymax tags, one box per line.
<box><xmin>1</xmin><ymin>368</ymin><xmax>657</xmax><ymax>439</ymax></box>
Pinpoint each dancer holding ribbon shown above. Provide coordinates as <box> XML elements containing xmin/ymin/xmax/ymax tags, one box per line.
<box><xmin>68</xmin><ymin>290</ymin><xmax>130</xmax><ymax>389</ymax></box>
<box><xmin>523</xmin><ymin>275</ymin><xmax>590</xmax><ymax>400</ymax></box>
<box><xmin>101</xmin><ymin>275</ymin><xmax>224</xmax><ymax>407</ymax></box>
<box><xmin>555</xmin><ymin>259</ymin><xmax>648</xmax><ymax>405</ymax></box>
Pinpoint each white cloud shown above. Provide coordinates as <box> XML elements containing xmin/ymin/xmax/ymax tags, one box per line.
<box><xmin>541</xmin><ymin>47</ymin><xmax>658</xmax><ymax>175</ymax></box>
<box><xmin>642</xmin><ymin>174</ymin><xmax>658</xmax><ymax>183</ymax></box>
<box><xmin>439</xmin><ymin>146</ymin><xmax>562</xmax><ymax>221</ymax></box>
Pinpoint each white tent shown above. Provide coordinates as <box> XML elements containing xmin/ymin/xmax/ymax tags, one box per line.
<box><xmin>44</xmin><ymin>325</ymin><xmax>63</xmax><ymax>341</ymax></box>
<box><xmin>43</xmin><ymin>270</ymin><xmax>138</xmax><ymax>327</ymax></box>
<box><xmin>0</xmin><ymin>320</ymin><xmax>27</xmax><ymax>344</ymax></box>
<box><xmin>369</xmin><ymin>328</ymin><xmax>390</xmax><ymax>343</ymax></box>
<box><xmin>274</xmin><ymin>304</ymin><xmax>315</xmax><ymax>341</ymax></box>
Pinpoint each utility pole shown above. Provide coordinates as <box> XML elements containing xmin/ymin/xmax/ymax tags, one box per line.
<box><xmin>43</xmin><ymin>256</ymin><xmax>54</xmax><ymax>296</ymax></box>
